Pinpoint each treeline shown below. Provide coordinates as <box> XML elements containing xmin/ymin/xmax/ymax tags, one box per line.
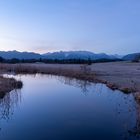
<box><xmin>0</xmin><ymin>56</ymin><xmax>122</xmax><ymax>64</ymax></box>
<box><xmin>132</xmin><ymin>55</ymin><xmax>140</xmax><ymax>62</ymax></box>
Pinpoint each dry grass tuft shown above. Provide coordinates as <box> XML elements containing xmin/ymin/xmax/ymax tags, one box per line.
<box><xmin>0</xmin><ymin>76</ymin><xmax>23</xmax><ymax>98</ymax></box>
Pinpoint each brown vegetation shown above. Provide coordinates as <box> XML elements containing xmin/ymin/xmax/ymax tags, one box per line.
<box><xmin>0</xmin><ymin>76</ymin><xmax>23</xmax><ymax>98</ymax></box>
<box><xmin>0</xmin><ymin>63</ymin><xmax>96</xmax><ymax>82</ymax></box>
<box><xmin>0</xmin><ymin>62</ymin><xmax>140</xmax><ymax>94</ymax></box>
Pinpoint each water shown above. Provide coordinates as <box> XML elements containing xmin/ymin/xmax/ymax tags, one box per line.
<box><xmin>0</xmin><ymin>74</ymin><xmax>139</xmax><ymax>140</ymax></box>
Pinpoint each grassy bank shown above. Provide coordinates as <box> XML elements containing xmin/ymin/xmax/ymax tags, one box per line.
<box><xmin>0</xmin><ymin>63</ymin><xmax>96</xmax><ymax>81</ymax></box>
<box><xmin>0</xmin><ymin>63</ymin><xmax>138</xmax><ymax>94</ymax></box>
<box><xmin>0</xmin><ymin>76</ymin><xmax>23</xmax><ymax>98</ymax></box>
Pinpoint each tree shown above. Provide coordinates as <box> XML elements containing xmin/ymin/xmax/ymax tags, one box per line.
<box><xmin>0</xmin><ymin>56</ymin><xmax>4</xmax><ymax>63</ymax></box>
<box><xmin>10</xmin><ymin>58</ymin><xmax>20</xmax><ymax>64</ymax></box>
<box><xmin>87</xmin><ymin>58</ymin><xmax>92</xmax><ymax>65</ymax></box>
<box><xmin>132</xmin><ymin>55</ymin><xmax>140</xmax><ymax>63</ymax></box>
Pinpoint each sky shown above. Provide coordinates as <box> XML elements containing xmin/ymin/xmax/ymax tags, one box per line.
<box><xmin>0</xmin><ymin>0</ymin><xmax>140</xmax><ymax>55</ymax></box>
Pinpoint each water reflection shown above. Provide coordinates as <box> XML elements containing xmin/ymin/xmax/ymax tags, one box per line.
<box><xmin>0</xmin><ymin>89</ymin><xmax>22</xmax><ymax>121</ymax></box>
<box><xmin>128</xmin><ymin>100</ymin><xmax>140</xmax><ymax>139</ymax></box>
<box><xmin>57</xmin><ymin>76</ymin><xmax>91</xmax><ymax>95</ymax></box>
<box><xmin>1</xmin><ymin>74</ymin><xmax>140</xmax><ymax>140</ymax></box>
<box><xmin>57</xmin><ymin>75</ymin><xmax>140</xmax><ymax>139</ymax></box>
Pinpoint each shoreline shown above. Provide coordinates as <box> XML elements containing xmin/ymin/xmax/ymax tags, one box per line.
<box><xmin>0</xmin><ymin>62</ymin><xmax>140</xmax><ymax>95</ymax></box>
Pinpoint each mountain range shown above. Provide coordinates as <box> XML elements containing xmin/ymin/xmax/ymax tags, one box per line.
<box><xmin>0</xmin><ymin>50</ymin><xmax>121</xmax><ymax>60</ymax></box>
<box><xmin>43</xmin><ymin>51</ymin><xmax>119</xmax><ymax>60</ymax></box>
<box><xmin>0</xmin><ymin>50</ymin><xmax>138</xmax><ymax>61</ymax></box>
<box><xmin>0</xmin><ymin>50</ymin><xmax>42</xmax><ymax>59</ymax></box>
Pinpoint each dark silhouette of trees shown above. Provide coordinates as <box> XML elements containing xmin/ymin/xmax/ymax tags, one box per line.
<box><xmin>132</xmin><ymin>55</ymin><xmax>140</xmax><ymax>62</ymax></box>
<box><xmin>0</xmin><ymin>56</ymin><xmax>122</xmax><ymax>64</ymax></box>
<box><xmin>0</xmin><ymin>57</ymin><xmax>4</xmax><ymax>63</ymax></box>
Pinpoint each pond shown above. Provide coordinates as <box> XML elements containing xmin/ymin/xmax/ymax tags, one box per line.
<box><xmin>0</xmin><ymin>74</ymin><xmax>139</xmax><ymax>140</ymax></box>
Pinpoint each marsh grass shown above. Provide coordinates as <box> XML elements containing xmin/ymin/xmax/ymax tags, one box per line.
<box><xmin>0</xmin><ymin>76</ymin><xmax>23</xmax><ymax>98</ymax></box>
<box><xmin>0</xmin><ymin>63</ymin><xmax>96</xmax><ymax>81</ymax></box>
<box><xmin>0</xmin><ymin>63</ymin><xmax>136</xmax><ymax>94</ymax></box>
<box><xmin>0</xmin><ymin>63</ymin><xmax>96</xmax><ymax>95</ymax></box>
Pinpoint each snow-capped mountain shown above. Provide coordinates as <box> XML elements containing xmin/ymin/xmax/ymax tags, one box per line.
<box><xmin>43</xmin><ymin>51</ymin><xmax>117</xmax><ymax>60</ymax></box>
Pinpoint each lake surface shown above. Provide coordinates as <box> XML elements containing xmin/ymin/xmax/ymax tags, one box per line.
<box><xmin>0</xmin><ymin>74</ymin><xmax>139</xmax><ymax>140</ymax></box>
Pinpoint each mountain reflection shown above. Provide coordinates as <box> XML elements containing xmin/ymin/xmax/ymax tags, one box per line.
<box><xmin>0</xmin><ymin>90</ymin><xmax>22</xmax><ymax>121</ymax></box>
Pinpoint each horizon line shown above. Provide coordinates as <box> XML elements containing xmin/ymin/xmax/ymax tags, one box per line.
<box><xmin>0</xmin><ymin>49</ymin><xmax>128</xmax><ymax>55</ymax></box>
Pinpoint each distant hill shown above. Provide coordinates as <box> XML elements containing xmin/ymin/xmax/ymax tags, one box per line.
<box><xmin>122</xmin><ymin>53</ymin><xmax>140</xmax><ymax>61</ymax></box>
<box><xmin>0</xmin><ymin>50</ymin><xmax>42</xmax><ymax>59</ymax></box>
<box><xmin>0</xmin><ymin>50</ymin><xmax>120</xmax><ymax>60</ymax></box>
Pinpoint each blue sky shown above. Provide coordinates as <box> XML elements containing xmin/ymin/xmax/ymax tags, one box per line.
<box><xmin>0</xmin><ymin>0</ymin><xmax>140</xmax><ymax>54</ymax></box>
